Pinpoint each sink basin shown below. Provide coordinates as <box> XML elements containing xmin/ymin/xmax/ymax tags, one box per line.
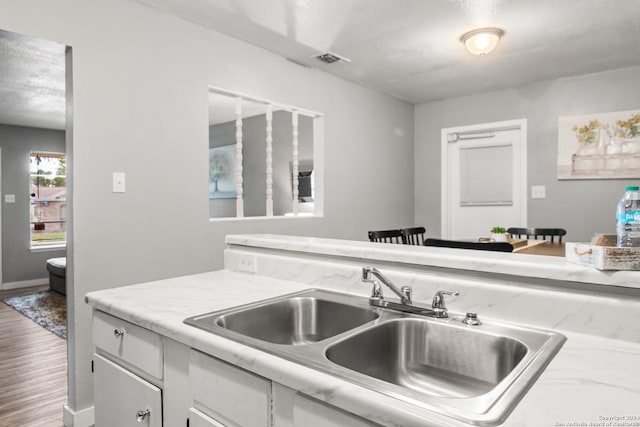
<box><xmin>184</xmin><ymin>289</ymin><xmax>378</xmax><ymax>345</ymax></box>
<box><xmin>325</xmin><ymin>318</ymin><xmax>528</xmax><ymax>398</ymax></box>
<box><xmin>184</xmin><ymin>289</ymin><xmax>565</xmax><ymax>425</ymax></box>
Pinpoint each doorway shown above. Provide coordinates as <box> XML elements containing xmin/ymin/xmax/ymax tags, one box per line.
<box><xmin>441</xmin><ymin>119</ymin><xmax>527</xmax><ymax>239</ymax></box>
<box><xmin>0</xmin><ymin>27</ymin><xmax>71</xmax><ymax>426</ymax></box>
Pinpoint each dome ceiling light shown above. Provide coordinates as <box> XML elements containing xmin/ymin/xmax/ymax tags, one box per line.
<box><xmin>460</xmin><ymin>28</ymin><xmax>504</xmax><ymax>56</ymax></box>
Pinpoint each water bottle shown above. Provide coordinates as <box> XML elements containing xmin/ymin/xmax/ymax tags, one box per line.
<box><xmin>616</xmin><ymin>185</ymin><xmax>640</xmax><ymax>247</ymax></box>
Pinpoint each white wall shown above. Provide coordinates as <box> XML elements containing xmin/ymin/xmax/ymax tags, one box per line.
<box><xmin>415</xmin><ymin>66</ymin><xmax>640</xmax><ymax>242</ymax></box>
<box><xmin>0</xmin><ymin>0</ymin><xmax>414</xmax><ymax>415</ymax></box>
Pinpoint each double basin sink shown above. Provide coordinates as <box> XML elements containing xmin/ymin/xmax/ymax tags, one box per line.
<box><xmin>184</xmin><ymin>289</ymin><xmax>565</xmax><ymax>425</ymax></box>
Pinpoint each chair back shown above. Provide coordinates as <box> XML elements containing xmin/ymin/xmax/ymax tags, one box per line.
<box><xmin>368</xmin><ymin>229</ymin><xmax>404</xmax><ymax>244</ymax></box>
<box><xmin>424</xmin><ymin>238</ymin><xmax>514</xmax><ymax>252</ymax></box>
<box><xmin>507</xmin><ymin>227</ymin><xmax>567</xmax><ymax>243</ymax></box>
<box><xmin>402</xmin><ymin>227</ymin><xmax>426</xmax><ymax>245</ymax></box>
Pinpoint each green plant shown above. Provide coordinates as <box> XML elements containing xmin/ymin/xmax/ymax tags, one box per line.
<box><xmin>490</xmin><ymin>227</ymin><xmax>506</xmax><ymax>234</ymax></box>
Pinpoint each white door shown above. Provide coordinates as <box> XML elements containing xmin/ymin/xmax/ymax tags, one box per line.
<box><xmin>441</xmin><ymin>120</ymin><xmax>527</xmax><ymax>240</ymax></box>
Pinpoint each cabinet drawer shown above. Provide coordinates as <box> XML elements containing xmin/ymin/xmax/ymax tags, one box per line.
<box><xmin>189</xmin><ymin>407</ymin><xmax>227</xmax><ymax>427</ymax></box>
<box><xmin>190</xmin><ymin>350</ymin><xmax>270</xmax><ymax>427</ymax></box>
<box><xmin>93</xmin><ymin>311</ymin><xmax>163</xmax><ymax>379</ymax></box>
<box><xmin>94</xmin><ymin>354</ymin><xmax>162</xmax><ymax>427</ymax></box>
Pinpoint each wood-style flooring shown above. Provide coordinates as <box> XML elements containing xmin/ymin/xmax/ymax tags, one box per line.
<box><xmin>0</xmin><ymin>286</ymin><xmax>67</xmax><ymax>427</ymax></box>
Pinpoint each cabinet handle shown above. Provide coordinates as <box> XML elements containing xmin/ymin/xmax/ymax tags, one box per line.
<box><xmin>136</xmin><ymin>408</ymin><xmax>150</xmax><ymax>422</ymax></box>
<box><xmin>113</xmin><ymin>328</ymin><xmax>125</xmax><ymax>337</ymax></box>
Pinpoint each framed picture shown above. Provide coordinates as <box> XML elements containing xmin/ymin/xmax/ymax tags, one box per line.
<box><xmin>558</xmin><ymin>109</ymin><xmax>640</xmax><ymax>180</ymax></box>
<box><xmin>209</xmin><ymin>144</ymin><xmax>237</xmax><ymax>199</ymax></box>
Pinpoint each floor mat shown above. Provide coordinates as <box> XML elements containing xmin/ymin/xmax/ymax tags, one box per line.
<box><xmin>2</xmin><ymin>290</ymin><xmax>67</xmax><ymax>339</ymax></box>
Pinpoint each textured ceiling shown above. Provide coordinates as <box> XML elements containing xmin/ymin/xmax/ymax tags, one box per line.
<box><xmin>0</xmin><ymin>29</ymin><xmax>66</xmax><ymax>130</ymax></box>
<box><xmin>134</xmin><ymin>0</ymin><xmax>640</xmax><ymax>103</ymax></box>
<box><xmin>2</xmin><ymin>1</ymin><xmax>639</xmax><ymax>131</ymax></box>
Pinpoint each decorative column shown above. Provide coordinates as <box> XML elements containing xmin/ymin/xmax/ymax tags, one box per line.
<box><xmin>235</xmin><ymin>97</ymin><xmax>244</xmax><ymax>217</ymax></box>
<box><xmin>265</xmin><ymin>105</ymin><xmax>274</xmax><ymax>216</ymax></box>
<box><xmin>291</xmin><ymin>111</ymin><xmax>299</xmax><ymax>215</ymax></box>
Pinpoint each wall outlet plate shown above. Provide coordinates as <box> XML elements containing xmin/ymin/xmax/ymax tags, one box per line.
<box><xmin>4</xmin><ymin>194</ymin><xmax>15</xmax><ymax>203</ymax></box>
<box><xmin>238</xmin><ymin>254</ymin><xmax>257</xmax><ymax>273</ymax></box>
<box><xmin>531</xmin><ymin>185</ymin><xmax>546</xmax><ymax>199</ymax></box>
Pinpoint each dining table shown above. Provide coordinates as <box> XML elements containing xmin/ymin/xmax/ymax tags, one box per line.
<box><xmin>511</xmin><ymin>239</ymin><xmax>566</xmax><ymax>257</ymax></box>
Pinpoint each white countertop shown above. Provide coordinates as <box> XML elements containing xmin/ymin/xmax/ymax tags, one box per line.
<box><xmin>85</xmin><ymin>270</ymin><xmax>640</xmax><ymax>427</ymax></box>
<box><xmin>226</xmin><ymin>234</ymin><xmax>640</xmax><ymax>290</ymax></box>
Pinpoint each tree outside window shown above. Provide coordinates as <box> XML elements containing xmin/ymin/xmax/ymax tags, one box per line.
<box><xmin>30</xmin><ymin>152</ymin><xmax>66</xmax><ymax>247</ymax></box>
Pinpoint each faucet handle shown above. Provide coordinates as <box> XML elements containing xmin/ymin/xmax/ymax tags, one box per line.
<box><xmin>432</xmin><ymin>290</ymin><xmax>459</xmax><ymax>310</ymax></box>
<box><xmin>401</xmin><ymin>286</ymin><xmax>412</xmax><ymax>304</ymax></box>
<box><xmin>370</xmin><ymin>281</ymin><xmax>383</xmax><ymax>300</ymax></box>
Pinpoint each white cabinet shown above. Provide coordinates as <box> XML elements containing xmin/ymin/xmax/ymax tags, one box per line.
<box><xmin>93</xmin><ymin>311</ymin><xmax>165</xmax><ymax>427</ymax></box>
<box><xmin>273</xmin><ymin>383</ymin><xmax>380</xmax><ymax>427</ymax></box>
<box><xmin>190</xmin><ymin>350</ymin><xmax>270</xmax><ymax>427</ymax></box>
<box><xmin>94</xmin><ymin>354</ymin><xmax>162</xmax><ymax>427</ymax></box>
<box><xmin>188</xmin><ymin>408</ymin><xmax>227</xmax><ymax>427</ymax></box>
<box><xmin>91</xmin><ymin>311</ymin><xmax>380</xmax><ymax>427</ymax></box>
<box><xmin>93</xmin><ymin>310</ymin><xmax>163</xmax><ymax>379</ymax></box>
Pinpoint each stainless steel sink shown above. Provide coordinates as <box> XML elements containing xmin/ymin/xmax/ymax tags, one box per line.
<box><xmin>184</xmin><ymin>289</ymin><xmax>379</xmax><ymax>345</ymax></box>
<box><xmin>325</xmin><ymin>318</ymin><xmax>528</xmax><ymax>398</ymax></box>
<box><xmin>184</xmin><ymin>289</ymin><xmax>566</xmax><ymax>426</ymax></box>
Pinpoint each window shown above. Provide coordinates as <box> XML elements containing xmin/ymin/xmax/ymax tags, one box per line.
<box><xmin>29</xmin><ymin>152</ymin><xmax>66</xmax><ymax>247</ymax></box>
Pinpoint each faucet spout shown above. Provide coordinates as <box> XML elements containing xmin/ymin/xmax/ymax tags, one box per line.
<box><xmin>362</xmin><ymin>267</ymin><xmax>412</xmax><ymax>305</ymax></box>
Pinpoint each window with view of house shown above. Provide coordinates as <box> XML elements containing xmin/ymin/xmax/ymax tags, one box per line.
<box><xmin>29</xmin><ymin>152</ymin><xmax>66</xmax><ymax>247</ymax></box>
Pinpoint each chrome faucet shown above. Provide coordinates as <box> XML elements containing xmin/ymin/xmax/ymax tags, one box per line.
<box><xmin>362</xmin><ymin>266</ymin><xmax>412</xmax><ymax>304</ymax></box>
<box><xmin>361</xmin><ymin>267</ymin><xmax>459</xmax><ymax>318</ymax></box>
<box><xmin>432</xmin><ymin>290</ymin><xmax>459</xmax><ymax>311</ymax></box>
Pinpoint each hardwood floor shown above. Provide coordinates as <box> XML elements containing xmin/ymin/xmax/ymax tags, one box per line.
<box><xmin>0</xmin><ymin>286</ymin><xmax>67</xmax><ymax>427</ymax></box>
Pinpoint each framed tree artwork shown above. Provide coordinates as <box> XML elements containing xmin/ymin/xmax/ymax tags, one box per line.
<box><xmin>209</xmin><ymin>144</ymin><xmax>237</xmax><ymax>199</ymax></box>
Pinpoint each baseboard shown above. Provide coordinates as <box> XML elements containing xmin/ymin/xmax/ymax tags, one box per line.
<box><xmin>63</xmin><ymin>404</ymin><xmax>95</xmax><ymax>427</ymax></box>
<box><xmin>1</xmin><ymin>277</ymin><xmax>48</xmax><ymax>291</ymax></box>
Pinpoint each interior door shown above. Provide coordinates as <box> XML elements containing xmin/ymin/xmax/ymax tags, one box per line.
<box><xmin>442</xmin><ymin>122</ymin><xmax>527</xmax><ymax>240</ymax></box>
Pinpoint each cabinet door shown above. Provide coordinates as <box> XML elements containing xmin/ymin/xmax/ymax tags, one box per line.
<box><xmin>190</xmin><ymin>350</ymin><xmax>269</xmax><ymax>427</ymax></box>
<box><xmin>94</xmin><ymin>354</ymin><xmax>162</xmax><ymax>427</ymax></box>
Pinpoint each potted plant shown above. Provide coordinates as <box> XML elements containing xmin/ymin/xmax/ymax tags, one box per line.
<box><xmin>490</xmin><ymin>227</ymin><xmax>509</xmax><ymax>242</ymax></box>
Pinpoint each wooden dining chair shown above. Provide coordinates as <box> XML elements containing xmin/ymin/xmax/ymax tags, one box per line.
<box><xmin>424</xmin><ymin>238</ymin><xmax>514</xmax><ymax>252</ymax></box>
<box><xmin>507</xmin><ymin>227</ymin><xmax>567</xmax><ymax>243</ymax></box>
<box><xmin>367</xmin><ymin>229</ymin><xmax>404</xmax><ymax>244</ymax></box>
<box><xmin>402</xmin><ymin>227</ymin><xmax>426</xmax><ymax>245</ymax></box>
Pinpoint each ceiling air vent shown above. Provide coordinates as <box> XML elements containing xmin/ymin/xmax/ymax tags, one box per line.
<box><xmin>312</xmin><ymin>52</ymin><xmax>351</xmax><ymax>64</ymax></box>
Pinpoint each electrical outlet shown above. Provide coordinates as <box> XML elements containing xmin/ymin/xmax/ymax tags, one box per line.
<box><xmin>238</xmin><ymin>254</ymin><xmax>257</xmax><ymax>272</ymax></box>
<box><xmin>531</xmin><ymin>185</ymin><xmax>546</xmax><ymax>199</ymax></box>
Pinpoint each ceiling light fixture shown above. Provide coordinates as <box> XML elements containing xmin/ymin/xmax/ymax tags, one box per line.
<box><xmin>460</xmin><ymin>28</ymin><xmax>504</xmax><ymax>56</ymax></box>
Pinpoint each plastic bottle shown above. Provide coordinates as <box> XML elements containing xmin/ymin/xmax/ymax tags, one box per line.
<box><xmin>616</xmin><ymin>185</ymin><xmax>640</xmax><ymax>247</ymax></box>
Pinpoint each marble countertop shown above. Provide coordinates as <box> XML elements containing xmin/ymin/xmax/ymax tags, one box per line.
<box><xmin>226</xmin><ymin>234</ymin><xmax>640</xmax><ymax>290</ymax></box>
<box><xmin>85</xmin><ymin>270</ymin><xmax>640</xmax><ymax>427</ymax></box>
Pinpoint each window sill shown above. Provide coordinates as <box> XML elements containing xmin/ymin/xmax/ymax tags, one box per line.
<box><xmin>30</xmin><ymin>243</ymin><xmax>67</xmax><ymax>253</ymax></box>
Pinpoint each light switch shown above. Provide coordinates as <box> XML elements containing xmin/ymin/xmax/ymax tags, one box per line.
<box><xmin>4</xmin><ymin>194</ymin><xmax>15</xmax><ymax>203</ymax></box>
<box><xmin>113</xmin><ymin>172</ymin><xmax>126</xmax><ymax>193</ymax></box>
<box><xmin>531</xmin><ymin>185</ymin><xmax>546</xmax><ymax>199</ymax></box>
